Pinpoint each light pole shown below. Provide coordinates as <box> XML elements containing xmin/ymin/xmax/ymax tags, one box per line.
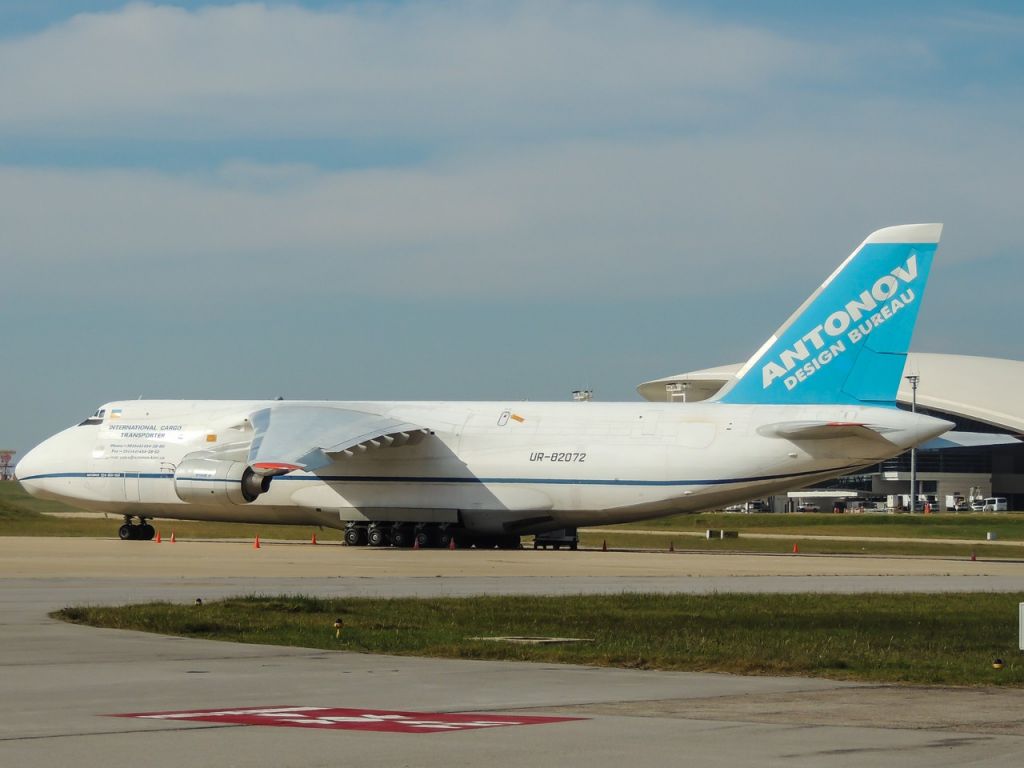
<box><xmin>906</xmin><ymin>374</ymin><xmax>920</xmax><ymax>512</ymax></box>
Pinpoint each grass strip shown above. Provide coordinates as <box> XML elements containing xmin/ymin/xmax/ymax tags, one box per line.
<box><xmin>56</xmin><ymin>592</ymin><xmax>1024</xmax><ymax>686</ymax></box>
<box><xmin>610</xmin><ymin>511</ymin><xmax>1024</xmax><ymax>540</ymax></box>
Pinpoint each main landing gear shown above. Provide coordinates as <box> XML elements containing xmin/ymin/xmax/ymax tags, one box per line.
<box><xmin>342</xmin><ymin>522</ymin><xmax>521</xmax><ymax>549</ymax></box>
<box><xmin>118</xmin><ymin>516</ymin><xmax>155</xmax><ymax>541</ymax></box>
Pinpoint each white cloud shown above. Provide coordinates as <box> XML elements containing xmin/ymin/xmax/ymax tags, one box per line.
<box><xmin>0</xmin><ymin>3</ymin><xmax>1021</xmax><ymax>306</ymax></box>
<box><xmin>4</xmin><ymin>117</ymin><xmax>1023</xmax><ymax>302</ymax></box>
<box><xmin>0</xmin><ymin>1</ymin><xmax>824</xmax><ymax>139</ymax></box>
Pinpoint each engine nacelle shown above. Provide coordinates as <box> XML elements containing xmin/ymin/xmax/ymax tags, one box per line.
<box><xmin>173</xmin><ymin>455</ymin><xmax>271</xmax><ymax>506</ymax></box>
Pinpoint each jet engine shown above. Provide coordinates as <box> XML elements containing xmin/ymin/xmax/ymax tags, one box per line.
<box><xmin>173</xmin><ymin>454</ymin><xmax>271</xmax><ymax>506</ymax></box>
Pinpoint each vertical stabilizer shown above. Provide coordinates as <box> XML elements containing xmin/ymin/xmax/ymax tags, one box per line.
<box><xmin>717</xmin><ymin>223</ymin><xmax>941</xmax><ymax>406</ymax></box>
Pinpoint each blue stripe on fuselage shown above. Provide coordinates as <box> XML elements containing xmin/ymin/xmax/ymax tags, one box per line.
<box><xmin>18</xmin><ymin>465</ymin><xmax>858</xmax><ymax>487</ymax></box>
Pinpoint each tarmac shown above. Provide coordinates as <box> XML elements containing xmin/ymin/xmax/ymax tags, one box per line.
<box><xmin>2</xmin><ymin>537</ymin><xmax>1024</xmax><ymax>767</ymax></box>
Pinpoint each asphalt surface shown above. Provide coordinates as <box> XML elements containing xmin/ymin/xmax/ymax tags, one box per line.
<box><xmin>2</xmin><ymin>538</ymin><xmax>1023</xmax><ymax>767</ymax></box>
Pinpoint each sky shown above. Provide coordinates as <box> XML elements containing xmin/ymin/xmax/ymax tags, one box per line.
<box><xmin>3</xmin><ymin>1</ymin><xmax>1024</xmax><ymax>456</ymax></box>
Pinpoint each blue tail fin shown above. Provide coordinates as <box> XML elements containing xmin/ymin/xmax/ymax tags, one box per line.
<box><xmin>717</xmin><ymin>223</ymin><xmax>941</xmax><ymax>406</ymax></box>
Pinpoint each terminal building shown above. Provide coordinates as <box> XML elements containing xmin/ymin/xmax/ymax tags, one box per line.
<box><xmin>637</xmin><ymin>353</ymin><xmax>1024</xmax><ymax>511</ymax></box>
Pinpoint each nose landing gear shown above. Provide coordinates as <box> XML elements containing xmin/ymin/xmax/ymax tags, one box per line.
<box><xmin>118</xmin><ymin>516</ymin><xmax>155</xmax><ymax>541</ymax></box>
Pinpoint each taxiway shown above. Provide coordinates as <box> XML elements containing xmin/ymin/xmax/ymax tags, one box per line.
<box><xmin>1</xmin><ymin>538</ymin><xmax>1022</xmax><ymax>767</ymax></box>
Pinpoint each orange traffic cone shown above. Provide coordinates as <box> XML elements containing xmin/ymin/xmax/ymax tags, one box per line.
<box><xmin>155</xmin><ymin>530</ymin><xmax>161</xmax><ymax>544</ymax></box>
<box><xmin>311</xmin><ymin>533</ymin><xmax>317</xmax><ymax>545</ymax></box>
<box><xmin>254</xmin><ymin>535</ymin><xmax>261</xmax><ymax>549</ymax></box>
<box><xmin>448</xmin><ymin>536</ymin><xmax>456</xmax><ymax>550</ymax></box>
<box><xmin>971</xmin><ymin>551</ymin><xmax>977</xmax><ymax>561</ymax></box>
<box><xmin>413</xmin><ymin>537</ymin><xmax>420</xmax><ymax>550</ymax></box>
<box><xmin>602</xmin><ymin>539</ymin><xmax>607</xmax><ymax>552</ymax></box>
<box><xmin>170</xmin><ymin>532</ymin><xmax>176</xmax><ymax>544</ymax></box>
<box><xmin>792</xmin><ymin>542</ymin><xmax>799</xmax><ymax>554</ymax></box>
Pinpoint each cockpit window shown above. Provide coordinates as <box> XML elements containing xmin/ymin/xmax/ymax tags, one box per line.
<box><xmin>77</xmin><ymin>407</ymin><xmax>107</xmax><ymax>427</ymax></box>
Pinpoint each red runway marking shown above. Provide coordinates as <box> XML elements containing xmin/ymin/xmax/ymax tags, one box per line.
<box><xmin>110</xmin><ymin>706</ymin><xmax>584</xmax><ymax>733</ymax></box>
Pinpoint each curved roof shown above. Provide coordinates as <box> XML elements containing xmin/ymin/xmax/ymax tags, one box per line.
<box><xmin>637</xmin><ymin>353</ymin><xmax>1024</xmax><ymax>434</ymax></box>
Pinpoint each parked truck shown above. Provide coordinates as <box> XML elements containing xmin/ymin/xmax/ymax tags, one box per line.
<box><xmin>533</xmin><ymin>528</ymin><xmax>579</xmax><ymax>550</ymax></box>
<box><xmin>945</xmin><ymin>494</ymin><xmax>968</xmax><ymax>512</ymax></box>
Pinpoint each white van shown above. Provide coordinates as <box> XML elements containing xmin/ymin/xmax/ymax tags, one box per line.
<box><xmin>983</xmin><ymin>497</ymin><xmax>1008</xmax><ymax>512</ymax></box>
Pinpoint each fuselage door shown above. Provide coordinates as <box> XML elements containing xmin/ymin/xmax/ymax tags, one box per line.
<box><xmin>124</xmin><ymin>472</ymin><xmax>140</xmax><ymax>503</ymax></box>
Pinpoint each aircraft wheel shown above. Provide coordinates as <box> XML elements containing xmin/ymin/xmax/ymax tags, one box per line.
<box><xmin>140</xmin><ymin>524</ymin><xmax>155</xmax><ymax>541</ymax></box>
<box><xmin>118</xmin><ymin>524</ymin><xmax>134</xmax><ymax>541</ymax></box>
<box><xmin>437</xmin><ymin>530</ymin><xmax>456</xmax><ymax>549</ymax></box>
<box><xmin>344</xmin><ymin>527</ymin><xmax>367</xmax><ymax>547</ymax></box>
<box><xmin>414</xmin><ymin>529</ymin><xmax>434</xmax><ymax>549</ymax></box>
<box><xmin>391</xmin><ymin>526</ymin><xmax>414</xmax><ymax>548</ymax></box>
<box><xmin>367</xmin><ymin>526</ymin><xmax>389</xmax><ymax>547</ymax></box>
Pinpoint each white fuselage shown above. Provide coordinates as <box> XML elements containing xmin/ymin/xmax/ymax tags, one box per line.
<box><xmin>17</xmin><ymin>399</ymin><xmax>951</xmax><ymax>534</ymax></box>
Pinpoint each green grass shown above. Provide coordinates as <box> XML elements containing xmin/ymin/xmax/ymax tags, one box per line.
<box><xmin>0</xmin><ymin>479</ymin><xmax>84</xmax><ymax>517</ymax></box>
<box><xmin>56</xmin><ymin>592</ymin><xmax>1024</xmax><ymax>686</ymax></box>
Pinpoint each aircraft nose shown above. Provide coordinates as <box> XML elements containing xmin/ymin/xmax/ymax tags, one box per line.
<box><xmin>14</xmin><ymin>442</ymin><xmax>47</xmax><ymax>485</ymax></box>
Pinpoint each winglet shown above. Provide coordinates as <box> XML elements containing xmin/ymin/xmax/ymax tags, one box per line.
<box><xmin>717</xmin><ymin>224</ymin><xmax>941</xmax><ymax>406</ymax></box>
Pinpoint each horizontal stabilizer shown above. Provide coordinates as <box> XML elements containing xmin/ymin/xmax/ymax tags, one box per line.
<box><xmin>918</xmin><ymin>431</ymin><xmax>1021</xmax><ymax>451</ymax></box>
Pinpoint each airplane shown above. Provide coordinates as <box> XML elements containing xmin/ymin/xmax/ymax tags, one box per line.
<box><xmin>16</xmin><ymin>224</ymin><xmax>953</xmax><ymax>548</ymax></box>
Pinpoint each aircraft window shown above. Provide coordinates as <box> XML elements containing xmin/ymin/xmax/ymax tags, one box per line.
<box><xmin>77</xmin><ymin>407</ymin><xmax>106</xmax><ymax>426</ymax></box>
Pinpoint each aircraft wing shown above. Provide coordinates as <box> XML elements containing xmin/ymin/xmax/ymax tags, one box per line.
<box><xmin>247</xmin><ymin>405</ymin><xmax>432</xmax><ymax>474</ymax></box>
